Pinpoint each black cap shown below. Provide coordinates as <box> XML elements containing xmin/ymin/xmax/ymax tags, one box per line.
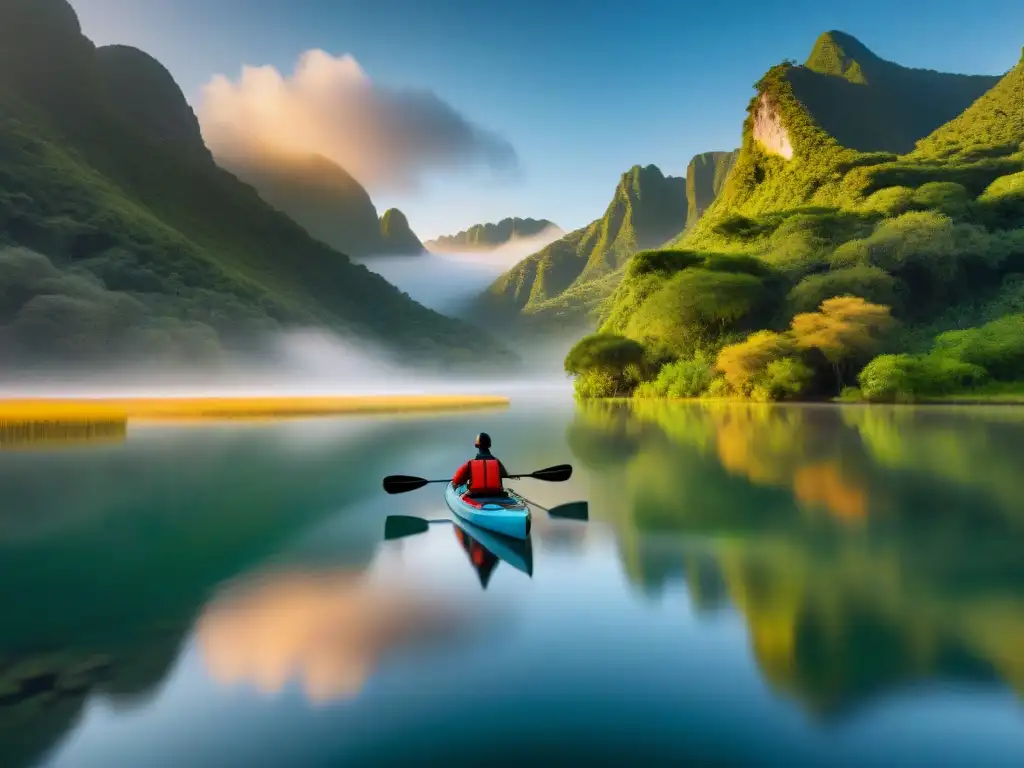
<box><xmin>474</xmin><ymin>432</ymin><xmax>492</xmax><ymax>449</ymax></box>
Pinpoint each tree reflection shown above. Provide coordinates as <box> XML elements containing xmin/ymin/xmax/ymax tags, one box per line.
<box><xmin>567</xmin><ymin>400</ymin><xmax>1024</xmax><ymax>715</ymax></box>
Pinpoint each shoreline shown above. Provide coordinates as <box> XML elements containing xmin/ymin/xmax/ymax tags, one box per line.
<box><xmin>610</xmin><ymin>395</ymin><xmax>1024</xmax><ymax>407</ymax></box>
<box><xmin>0</xmin><ymin>394</ymin><xmax>511</xmax><ymax>422</ymax></box>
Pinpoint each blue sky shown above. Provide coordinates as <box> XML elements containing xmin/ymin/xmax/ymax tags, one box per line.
<box><xmin>72</xmin><ymin>0</ymin><xmax>1024</xmax><ymax>240</ymax></box>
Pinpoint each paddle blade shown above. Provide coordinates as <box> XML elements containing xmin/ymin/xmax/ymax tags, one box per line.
<box><xmin>382</xmin><ymin>475</ymin><xmax>430</xmax><ymax>494</ymax></box>
<box><xmin>384</xmin><ymin>515</ymin><xmax>431</xmax><ymax>540</ymax></box>
<box><xmin>528</xmin><ymin>464</ymin><xmax>573</xmax><ymax>482</ymax></box>
<box><xmin>547</xmin><ymin>501</ymin><xmax>589</xmax><ymax>521</ymax></box>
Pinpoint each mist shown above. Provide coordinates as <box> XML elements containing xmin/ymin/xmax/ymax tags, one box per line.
<box><xmin>0</xmin><ymin>239</ymin><xmax>580</xmax><ymax>399</ymax></box>
<box><xmin>0</xmin><ymin>327</ymin><xmax>573</xmax><ymax>399</ymax></box>
<box><xmin>354</xmin><ymin>225</ymin><xmax>563</xmax><ymax>317</ymax></box>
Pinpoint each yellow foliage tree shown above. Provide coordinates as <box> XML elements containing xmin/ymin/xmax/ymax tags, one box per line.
<box><xmin>716</xmin><ymin>331</ymin><xmax>795</xmax><ymax>395</ymax></box>
<box><xmin>790</xmin><ymin>296</ymin><xmax>894</xmax><ymax>391</ymax></box>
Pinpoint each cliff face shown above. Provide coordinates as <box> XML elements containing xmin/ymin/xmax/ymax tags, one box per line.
<box><xmin>787</xmin><ymin>31</ymin><xmax>1000</xmax><ymax>154</ymax></box>
<box><xmin>686</xmin><ymin>151</ymin><xmax>740</xmax><ymax>224</ymax></box>
<box><xmin>752</xmin><ymin>94</ymin><xmax>795</xmax><ymax>160</ymax></box>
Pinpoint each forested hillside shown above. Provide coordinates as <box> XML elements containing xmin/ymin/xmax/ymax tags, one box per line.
<box><xmin>219</xmin><ymin>152</ymin><xmax>426</xmax><ymax>257</ymax></box>
<box><xmin>478</xmin><ymin>165</ymin><xmax>689</xmax><ymax>326</ymax></box>
<box><xmin>565</xmin><ymin>34</ymin><xmax>1024</xmax><ymax>402</ymax></box>
<box><xmin>0</xmin><ymin>0</ymin><xmax>492</xmax><ymax>369</ymax></box>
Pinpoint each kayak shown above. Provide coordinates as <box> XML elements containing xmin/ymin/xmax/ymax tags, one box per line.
<box><xmin>444</xmin><ymin>482</ymin><xmax>531</xmax><ymax>540</ymax></box>
<box><xmin>451</xmin><ymin>513</ymin><xmax>534</xmax><ymax>582</ymax></box>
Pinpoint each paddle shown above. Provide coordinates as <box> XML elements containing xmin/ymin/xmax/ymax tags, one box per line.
<box><xmin>510</xmin><ymin>491</ymin><xmax>590</xmax><ymax>522</ymax></box>
<box><xmin>382</xmin><ymin>463</ymin><xmax>573</xmax><ymax>495</ymax></box>
<box><xmin>384</xmin><ymin>515</ymin><xmax>450</xmax><ymax>540</ymax></box>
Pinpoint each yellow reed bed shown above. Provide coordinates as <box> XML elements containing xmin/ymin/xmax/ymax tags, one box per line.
<box><xmin>0</xmin><ymin>394</ymin><xmax>510</xmax><ymax>422</ymax></box>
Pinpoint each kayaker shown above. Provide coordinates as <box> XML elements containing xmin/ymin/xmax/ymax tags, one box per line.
<box><xmin>451</xmin><ymin>432</ymin><xmax>509</xmax><ymax>496</ymax></box>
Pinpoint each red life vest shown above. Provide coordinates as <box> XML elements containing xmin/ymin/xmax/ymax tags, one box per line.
<box><xmin>467</xmin><ymin>458</ymin><xmax>503</xmax><ymax>495</ymax></box>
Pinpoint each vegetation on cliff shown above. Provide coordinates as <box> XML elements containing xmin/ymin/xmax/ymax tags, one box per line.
<box><xmin>480</xmin><ymin>164</ymin><xmax>689</xmax><ymax>326</ymax></box>
<box><xmin>566</xmin><ymin>34</ymin><xmax>1024</xmax><ymax>402</ymax></box>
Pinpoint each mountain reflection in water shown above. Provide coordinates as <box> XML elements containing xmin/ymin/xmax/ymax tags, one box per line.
<box><xmin>196</xmin><ymin>566</ymin><xmax>506</xmax><ymax>704</ymax></box>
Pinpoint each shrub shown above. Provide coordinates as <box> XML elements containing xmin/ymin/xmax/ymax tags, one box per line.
<box><xmin>932</xmin><ymin>313</ymin><xmax>1024</xmax><ymax>380</ymax></box>
<box><xmin>634</xmin><ymin>351</ymin><xmax>715</xmax><ymax>399</ymax></box>
<box><xmin>751</xmin><ymin>357</ymin><xmax>814</xmax><ymax>402</ymax></box>
<box><xmin>858</xmin><ymin>352</ymin><xmax>987</xmax><ymax>402</ymax></box>
<box><xmin>627</xmin><ymin>249</ymin><xmax>703</xmax><ymax>277</ymax></box>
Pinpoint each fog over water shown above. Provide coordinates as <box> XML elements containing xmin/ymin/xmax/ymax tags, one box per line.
<box><xmin>1</xmin><ymin>237</ymin><xmax>576</xmax><ymax>398</ymax></box>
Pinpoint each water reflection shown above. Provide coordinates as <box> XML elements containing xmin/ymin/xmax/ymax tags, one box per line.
<box><xmin>568</xmin><ymin>400</ymin><xmax>1024</xmax><ymax>716</ymax></box>
<box><xmin>1</xmin><ymin>409</ymin><xmax>542</xmax><ymax>767</ymax></box>
<box><xmin>6</xmin><ymin>402</ymin><xmax>1024</xmax><ymax>766</ymax></box>
<box><xmin>0</xmin><ymin>418</ymin><xmax>126</xmax><ymax>451</ymax></box>
<box><xmin>196</xmin><ymin>567</ymin><xmax>492</xmax><ymax>704</ymax></box>
<box><xmin>452</xmin><ymin>517</ymin><xmax>534</xmax><ymax>587</ymax></box>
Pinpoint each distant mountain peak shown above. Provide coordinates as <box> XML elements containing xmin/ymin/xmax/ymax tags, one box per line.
<box><xmin>378</xmin><ymin>208</ymin><xmax>424</xmax><ymax>255</ymax></box>
<box><xmin>425</xmin><ymin>217</ymin><xmax>562</xmax><ymax>252</ymax></box>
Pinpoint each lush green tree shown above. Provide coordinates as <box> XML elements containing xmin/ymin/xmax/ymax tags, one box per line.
<box><xmin>932</xmin><ymin>313</ymin><xmax>1024</xmax><ymax>380</ymax></box>
<box><xmin>755</xmin><ymin>357</ymin><xmax>815</xmax><ymax>402</ymax></box>
<box><xmin>829</xmin><ymin>212</ymin><xmax>1008</xmax><ymax>312</ymax></box>
<box><xmin>564</xmin><ymin>333</ymin><xmax>648</xmax><ymax>398</ymax></box>
<box><xmin>564</xmin><ymin>333</ymin><xmax>646</xmax><ymax>376</ymax></box>
<box><xmin>858</xmin><ymin>353</ymin><xmax>987</xmax><ymax>402</ymax></box>
<box><xmin>624</xmin><ymin>269</ymin><xmax>767</xmax><ymax>357</ymax></box>
<box><xmin>787</xmin><ymin>266</ymin><xmax>896</xmax><ymax>313</ymax></box>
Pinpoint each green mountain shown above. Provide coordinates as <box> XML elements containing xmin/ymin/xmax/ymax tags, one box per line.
<box><xmin>95</xmin><ymin>45</ymin><xmax>212</xmax><ymax>163</ymax></box>
<box><xmin>480</xmin><ymin>164</ymin><xmax>688</xmax><ymax>325</ymax></box>
<box><xmin>425</xmin><ymin>217</ymin><xmax>562</xmax><ymax>252</ymax></box>
<box><xmin>378</xmin><ymin>208</ymin><xmax>424</xmax><ymax>255</ymax></box>
<box><xmin>686</xmin><ymin>151</ymin><xmax>739</xmax><ymax>226</ymax></box>
<box><xmin>219</xmin><ymin>152</ymin><xmax>425</xmax><ymax>257</ymax></box>
<box><xmin>912</xmin><ymin>48</ymin><xmax>1024</xmax><ymax>160</ymax></box>
<box><xmin>788</xmin><ymin>31</ymin><xmax>1000</xmax><ymax>154</ymax></box>
<box><xmin>0</xmin><ymin>0</ymin><xmax>487</xmax><ymax>367</ymax></box>
<box><xmin>569</xmin><ymin>33</ymin><xmax>1024</xmax><ymax>402</ymax></box>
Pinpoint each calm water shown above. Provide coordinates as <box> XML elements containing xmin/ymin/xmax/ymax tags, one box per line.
<box><xmin>2</xmin><ymin>401</ymin><xmax>1023</xmax><ymax>766</ymax></box>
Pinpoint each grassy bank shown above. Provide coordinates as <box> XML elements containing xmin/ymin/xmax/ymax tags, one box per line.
<box><xmin>0</xmin><ymin>395</ymin><xmax>510</xmax><ymax>423</ymax></box>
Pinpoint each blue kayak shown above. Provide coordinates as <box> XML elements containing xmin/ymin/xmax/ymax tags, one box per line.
<box><xmin>444</xmin><ymin>482</ymin><xmax>531</xmax><ymax>540</ymax></box>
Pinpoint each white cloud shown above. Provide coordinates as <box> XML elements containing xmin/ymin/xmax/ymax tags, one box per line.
<box><xmin>198</xmin><ymin>49</ymin><xmax>518</xmax><ymax>192</ymax></box>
